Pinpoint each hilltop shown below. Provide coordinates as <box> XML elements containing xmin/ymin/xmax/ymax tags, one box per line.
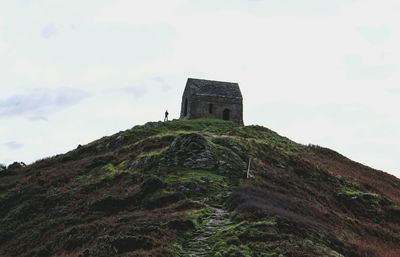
<box><xmin>1</xmin><ymin>119</ymin><xmax>399</xmax><ymax>257</ymax></box>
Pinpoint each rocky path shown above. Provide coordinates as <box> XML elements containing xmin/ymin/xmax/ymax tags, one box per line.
<box><xmin>183</xmin><ymin>207</ymin><xmax>231</xmax><ymax>257</ymax></box>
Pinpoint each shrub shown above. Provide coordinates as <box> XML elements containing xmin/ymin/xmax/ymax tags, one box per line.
<box><xmin>141</xmin><ymin>176</ymin><xmax>165</xmax><ymax>195</ymax></box>
<box><xmin>7</xmin><ymin>161</ymin><xmax>26</xmax><ymax>170</ymax></box>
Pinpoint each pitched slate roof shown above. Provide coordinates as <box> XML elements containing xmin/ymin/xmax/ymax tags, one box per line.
<box><xmin>186</xmin><ymin>78</ymin><xmax>242</xmax><ymax>99</ymax></box>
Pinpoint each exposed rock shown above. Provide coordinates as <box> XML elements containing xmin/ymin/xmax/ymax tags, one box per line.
<box><xmin>161</xmin><ymin>133</ymin><xmax>216</xmax><ymax>170</ymax></box>
<box><xmin>212</xmin><ymin>136</ymin><xmax>247</xmax><ymax>160</ymax></box>
<box><xmin>157</xmin><ymin>133</ymin><xmax>245</xmax><ymax>176</ymax></box>
<box><xmin>115</xmin><ymin>135</ymin><xmax>125</xmax><ymax>143</ymax></box>
<box><xmin>94</xmin><ymin>135</ymin><xmax>126</xmax><ymax>153</ymax></box>
<box><xmin>199</xmin><ymin>176</ymin><xmax>210</xmax><ymax>184</ymax></box>
<box><xmin>129</xmin><ymin>155</ymin><xmax>159</xmax><ymax>171</ymax></box>
<box><xmin>182</xmin><ymin>207</ymin><xmax>231</xmax><ymax>256</ymax></box>
<box><xmin>143</xmin><ymin>121</ymin><xmax>162</xmax><ymax>129</ymax></box>
<box><xmin>178</xmin><ymin>185</ymin><xmax>190</xmax><ymax>193</ymax></box>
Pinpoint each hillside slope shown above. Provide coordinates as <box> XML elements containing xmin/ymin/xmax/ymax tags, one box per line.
<box><xmin>1</xmin><ymin>119</ymin><xmax>399</xmax><ymax>257</ymax></box>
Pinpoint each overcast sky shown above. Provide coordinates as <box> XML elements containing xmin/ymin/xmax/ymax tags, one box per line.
<box><xmin>0</xmin><ymin>0</ymin><xmax>399</xmax><ymax>178</ymax></box>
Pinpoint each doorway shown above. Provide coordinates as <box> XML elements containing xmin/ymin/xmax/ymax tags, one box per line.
<box><xmin>222</xmin><ymin>109</ymin><xmax>230</xmax><ymax>120</ymax></box>
<box><xmin>209</xmin><ymin>104</ymin><xmax>213</xmax><ymax>114</ymax></box>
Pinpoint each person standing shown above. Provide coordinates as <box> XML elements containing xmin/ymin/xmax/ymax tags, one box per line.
<box><xmin>164</xmin><ymin>110</ymin><xmax>169</xmax><ymax>122</ymax></box>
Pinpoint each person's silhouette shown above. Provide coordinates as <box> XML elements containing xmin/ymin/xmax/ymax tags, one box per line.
<box><xmin>164</xmin><ymin>110</ymin><xmax>169</xmax><ymax>122</ymax></box>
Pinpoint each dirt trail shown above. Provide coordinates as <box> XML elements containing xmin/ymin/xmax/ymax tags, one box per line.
<box><xmin>183</xmin><ymin>207</ymin><xmax>231</xmax><ymax>257</ymax></box>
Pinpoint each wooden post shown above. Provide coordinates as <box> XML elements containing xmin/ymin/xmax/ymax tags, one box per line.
<box><xmin>246</xmin><ymin>157</ymin><xmax>252</xmax><ymax>179</ymax></box>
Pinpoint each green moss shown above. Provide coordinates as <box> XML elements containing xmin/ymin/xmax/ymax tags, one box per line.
<box><xmin>338</xmin><ymin>186</ymin><xmax>379</xmax><ymax>198</ymax></box>
<box><xmin>170</xmin><ymin>243</ymin><xmax>184</xmax><ymax>257</ymax></box>
<box><xmin>161</xmin><ymin>118</ymin><xmax>238</xmax><ymax>135</ymax></box>
<box><xmin>136</xmin><ymin>147</ymin><xmax>168</xmax><ymax>159</ymax></box>
<box><xmin>212</xmin><ymin>219</ymin><xmax>276</xmax><ymax>242</ymax></box>
<box><xmin>171</xmin><ymin>206</ymin><xmax>214</xmax><ymax>256</ymax></box>
<box><xmin>103</xmin><ymin>163</ymin><xmax>117</xmax><ymax>174</ymax></box>
<box><xmin>209</xmin><ymin>218</ymin><xmax>279</xmax><ymax>257</ymax></box>
<box><xmin>300</xmin><ymin>239</ymin><xmax>345</xmax><ymax>257</ymax></box>
<box><xmin>229</xmin><ymin>126</ymin><xmax>302</xmax><ymax>153</ymax></box>
<box><xmin>122</xmin><ymin>133</ymin><xmax>175</xmax><ymax>156</ymax></box>
<box><xmin>212</xmin><ymin>244</ymin><xmax>252</xmax><ymax>257</ymax></box>
<box><xmin>116</xmin><ymin>160</ymin><xmax>129</xmax><ymax>170</ymax></box>
<box><xmin>74</xmin><ymin>163</ymin><xmax>125</xmax><ymax>186</ymax></box>
<box><xmin>187</xmin><ymin>207</ymin><xmax>213</xmax><ymax>228</ymax></box>
<box><xmin>165</xmin><ymin>169</ymin><xmax>228</xmax><ymax>185</ymax></box>
<box><xmin>163</xmin><ymin>169</ymin><xmax>232</xmax><ymax>206</ymax></box>
<box><xmin>339</xmin><ymin>188</ymin><xmax>364</xmax><ymax>197</ymax></box>
<box><xmin>209</xmin><ymin>140</ymin><xmax>245</xmax><ymax>174</ymax></box>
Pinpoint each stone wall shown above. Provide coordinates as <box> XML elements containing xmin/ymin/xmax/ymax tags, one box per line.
<box><xmin>182</xmin><ymin>94</ymin><xmax>243</xmax><ymax>125</ymax></box>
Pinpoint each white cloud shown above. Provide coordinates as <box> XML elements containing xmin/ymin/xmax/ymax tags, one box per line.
<box><xmin>0</xmin><ymin>88</ymin><xmax>91</xmax><ymax>119</ymax></box>
<box><xmin>41</xmin><ymin>23</ymin><xmax>58</xmax><ymax>39</ymax></box>
<box><xmin>4</xmin><ymin>141</ymin><xmax>23</xmax><ymax>150</ymax></box>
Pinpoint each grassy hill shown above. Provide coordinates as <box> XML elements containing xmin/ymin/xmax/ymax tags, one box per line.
<box><xmin>1</xmin><ymin>119</ymin><xmax>399</xmax><ymax>257</ymax></box>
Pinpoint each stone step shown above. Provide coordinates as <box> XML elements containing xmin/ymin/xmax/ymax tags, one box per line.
<box><xmin>182</xmin><ymin>207</ymin><xmax>231</xmax><ymax>257</ymax></box>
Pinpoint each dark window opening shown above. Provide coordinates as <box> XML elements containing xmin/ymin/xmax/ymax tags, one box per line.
<box><xmin>223</xmin><ymin>109</ymin><xmax>230</xmax><ymax>121</ymax></box>
<box><xmin>183</xmin><ymin>98</ymin><xmax>188</xmax><ymax>117</ymax></box>
<box><xmin>209</xmin><ymin>104</ymin><xmax>213</xmax><ymax>114</ymax></box>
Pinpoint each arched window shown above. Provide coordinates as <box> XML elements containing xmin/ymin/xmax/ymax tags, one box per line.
<box><xmin>183</xmin><ymin>98</ymin><xmax>188</xmax><ymax>117</ymax></box>
<box><xmin>223</xmin><ymin>109</ymin><xmax>230</xmax><ymax>120</ymax></box>
<box><xmin>209</xmin><ymin>104</ymin><xmax>213</xmax><ymax>114</ymax></box>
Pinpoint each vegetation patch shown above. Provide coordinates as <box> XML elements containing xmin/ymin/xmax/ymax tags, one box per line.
<box><xmin>229</xmin><ymin>125</ymin><xmax>303</xmax><ymax>153</ymax></box>
<box><xmin>164</xmin><ymin>169</ymin><xmax>232</xmax><ymax>205</ymax></box>
<box><xmin>187</xmin><ymin>207</ymin><xmax>214</xmax><ymax>229</ymax></box>
<box><xmin>1</xmin><ymin>119</ymin><xmax>400</xmax><ymax>257</ymax></box>
<box><xmin>209</xmin><ymin>219</ymin><xmax>280</xmax><ymax>257</ymax></box>
<box><xmin>74</xmin><ymin>163</ymin><xmax>125</xmax><ymax>186</ymax></box>
<box><xmin>165</xmin><ymin>169</ymin><xmax>228</xmax><ymax>185</ymax></box>
<box><xmin>161</xmin><ymin>118</ymin><xmax>238</xmax><ymax>135</ymax></box>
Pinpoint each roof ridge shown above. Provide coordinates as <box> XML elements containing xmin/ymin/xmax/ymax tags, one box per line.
<box><xmin>187</xmin><ymin>78</ymin><xmax>238</xmax><ymax>85</ymax></box>
<box><xmin>185</xmin><ymin>78</ymin><xmax>242</xmax><ymax>99</ymax></box>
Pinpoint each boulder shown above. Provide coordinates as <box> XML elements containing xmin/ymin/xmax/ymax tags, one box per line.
<box><xmin>161</xmin><ymin>133</ymin><xmax>216</xmax><ymax>170</ymax></box>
